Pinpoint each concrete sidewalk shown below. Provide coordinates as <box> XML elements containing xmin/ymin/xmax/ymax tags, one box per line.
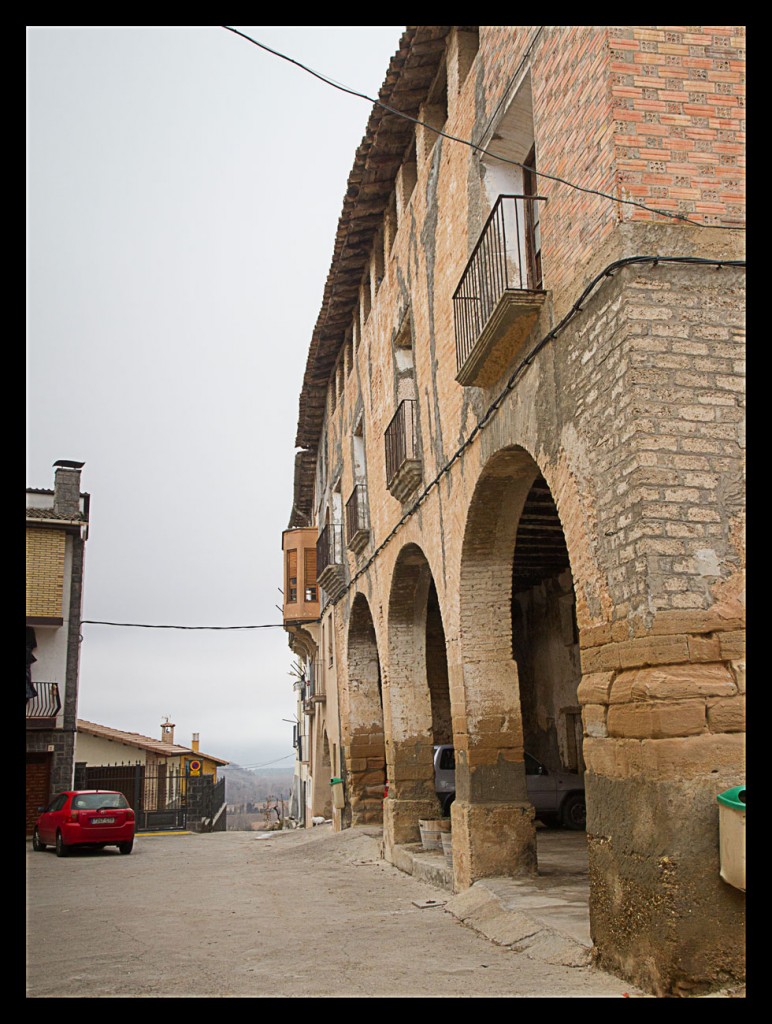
<box><xmin>386</xmin><ymin>826</ymin><xmax>744</xmax><ymax>996</ymax></box>
<box><xmin>389</xmin><ymin>828</ymin><xmax>593</xmax><ymax>968</ymax></box>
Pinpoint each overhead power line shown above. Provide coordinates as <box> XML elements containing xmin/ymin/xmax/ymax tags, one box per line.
<box><xmin>82</xmin><ymin>620</ymin><xmax>285</xmax><ymax>630</ymax></box>
<box><xmin>222</xmin><ymin>753</ymin><xmax>295</xmax><ymax>770</ymax></box>
<box><xmin>222</xmin><ymin>26</ymin><xmax>745</xmax><ymax>233</ymax></box>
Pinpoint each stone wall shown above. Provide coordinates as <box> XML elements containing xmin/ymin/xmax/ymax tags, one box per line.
<box><xmin>299</xmin><ymin>27</ymin><xmax>745</xmax><ymax>995</ymax></box>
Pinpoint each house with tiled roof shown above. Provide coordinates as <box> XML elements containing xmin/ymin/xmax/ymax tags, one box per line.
<box><xmin>76</xmin><ymin>718</ymin><xmax>229</xmax><ymax>774</ymax></box>
<box><xmin>75</xmin><ymin>718</ymin><xmax>229</xmax><ymax>832</ymax></box>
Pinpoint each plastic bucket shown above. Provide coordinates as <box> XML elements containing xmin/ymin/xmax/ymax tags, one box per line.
<box><xmin>418</xmin><ymin>818</ymin><xmax>450</xmax><ymax>851</ymax></box>
<box><xmin>330</xmin><ymin>777</ymin><xmax>345</xmax><ymax>811</ymax></box>
<box><xmin>717</xmin><ymin>785</ymin><xmax>745</xmax><ymax>892</ymax></box>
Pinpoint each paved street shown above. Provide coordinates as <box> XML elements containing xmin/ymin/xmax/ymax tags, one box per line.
<box><xmin>26</xmin><ymin>823</ymin><xmax>650</xmax><ymax>999</ymax></box>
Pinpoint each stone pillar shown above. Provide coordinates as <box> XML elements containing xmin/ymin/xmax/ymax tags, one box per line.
<box><xmin>448</xmin><ymin>651</ymin><xmax>538</xmax><ymax>888</ymax></box>
<box><xmin>382</xmin><ymin>736</ymin><xmax>441</xmax><ymax>853</ymax></box>
<box><xmin>579</xmin><ymin>644</ymin><xmax>746</xmax><ymax>995</ymax></box>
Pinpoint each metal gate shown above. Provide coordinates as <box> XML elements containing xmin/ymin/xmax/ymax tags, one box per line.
<box><xmin>75</xmin><ymin>762</ymin><xmax>187</xmax><ymax>831</ymax></box>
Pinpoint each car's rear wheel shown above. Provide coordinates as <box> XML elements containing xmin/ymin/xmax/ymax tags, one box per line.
<box><xmin>55</xmin><ymin>831</ymin><xmax>70</xmax><ymax>857</ymax></box>
<box><xmin>118</xmin><ymin>840</ymin><xmax>133</xmax><ymax>855</ymax></box>
<box><xmin>32</xmin><ymin>827</ymin><xmax>46</xmax><ymax>851</ymax></box>
<box><xmin>560</xmin><ymin>792</ymin><xmax>586</xmax><ymax>831</ymax></box>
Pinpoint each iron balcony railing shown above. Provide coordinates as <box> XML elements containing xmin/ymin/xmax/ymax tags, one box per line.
<box><xmin>316</xmin><ymin>522</ymin><xmax>343</xmax><ymax>580</ymax></box>
<box><xmin>385</xmin><ymin>399</ymin><xmax>419</xmax><ymax>488</ymax></box>
<box><xmin>25</xmin><ymin>681</ymin><xmax>61</xmax><ymax>721</ymax></box>
<box><xmin>453</xmin><ymin>194</ymin><xmax>547</xmax><ymax>374</ymax></box>
<box><xmin>345</xmin><ymin>483</ymin><xmax>370</xmax><ymax>548</ymax></box>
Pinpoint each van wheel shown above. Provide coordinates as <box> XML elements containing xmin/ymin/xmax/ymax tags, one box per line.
<box><xmin>560</xmin><ymin>793</ymin><xmax>586</xmax><ymax>831</ymax></box>
<box><xmin>442</xmin><ymin>794</ymin><xmax>455</xmax><ymax>817</ymax></box>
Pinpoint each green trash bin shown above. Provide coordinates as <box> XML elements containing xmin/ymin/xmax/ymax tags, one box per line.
<box><xmin>717</xmin><ymin>785</ymin><xmax>745</xmax><ymax>892</ymax></box>
<box><xmin>330</xmin><ymin>776</ymin><xmax>345</xmax><ymax>810</ymax></box>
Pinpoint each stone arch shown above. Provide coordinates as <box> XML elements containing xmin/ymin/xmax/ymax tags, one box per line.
<box><xmin>454</xmin><ymin>444</ymin><xmax>586</xmax><ymax>888</ymax></box>
<box><xmin>345</xmin><ymin>593</ymin><xmax>387</xmax><ymax>825</ymax></box>
<box><xmin>383</xmin><ymin>543</ymin><xmax>450</xmax><ymax>845</ymax></box>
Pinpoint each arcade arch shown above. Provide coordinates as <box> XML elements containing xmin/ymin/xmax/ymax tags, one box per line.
<box><xmin>383</xmin><ymin>544</ymin><xmax>451</xmax><ymax>845</ymax></box>
<box><xmin>345</xmin><ymin>594</ymin><xmax>387</xmax><ymax>825</ymax></box>
<box><xmin>454</xmin><ymin>445</ymin><xmax>585</xmax><ymax>888</ymax></box>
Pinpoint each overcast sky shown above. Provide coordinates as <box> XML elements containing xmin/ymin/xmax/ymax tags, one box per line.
<box><xmin>26</xmin><ymin>25</ymin><xmax>405</xmax><ymax>770</ymax></box>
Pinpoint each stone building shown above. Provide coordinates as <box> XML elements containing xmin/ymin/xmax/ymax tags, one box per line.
<box><xmin>26</xmin><ymin>461</ymin><xmax>90</xmax><ymax>832</ymax></box>
<box><xmin>280</xmin><ymin>26</ymin><xmax>745</xmax><ymax>995</ymax></box>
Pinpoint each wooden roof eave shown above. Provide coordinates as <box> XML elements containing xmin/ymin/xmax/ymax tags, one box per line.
<box><xmin>293</xmin><ymin>27</ymin><xmax>455</xmax><ymax>454</ymax></box>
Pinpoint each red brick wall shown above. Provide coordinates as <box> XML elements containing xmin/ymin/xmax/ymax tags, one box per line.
<box><xmin>608</xmin><ymin>26</ymin><xmax>745</xmax><ymax>226</ymax></box>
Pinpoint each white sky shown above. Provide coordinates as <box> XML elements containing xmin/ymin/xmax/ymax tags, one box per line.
<box><xmin>26</xmin><ymin>25</ymin><xmax>405</xmax><ymax>770</ymax></box>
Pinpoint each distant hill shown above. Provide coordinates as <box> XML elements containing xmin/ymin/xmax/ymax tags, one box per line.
<box><xmin>221</xmin><ymin>764</ymin><xmax>294</xmax><ymax>807</ymax></box>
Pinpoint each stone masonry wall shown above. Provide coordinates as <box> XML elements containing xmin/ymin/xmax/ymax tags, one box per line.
<box><xmin>306</xmin><ymin>27</ymin><xmax>745</xmax><ymax>995</ymax></box>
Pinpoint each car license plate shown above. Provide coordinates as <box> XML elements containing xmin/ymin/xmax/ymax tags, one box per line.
<box><xmin>91</xmin><ymin>816</ymin><xmax>115</xmax><ymax>824</ymax></box>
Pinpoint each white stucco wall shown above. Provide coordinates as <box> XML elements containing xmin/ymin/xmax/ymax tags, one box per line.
<box><xmin>75</xmin><ymin>732</ymin><xmax>149</xmax><ymax>766</ymax></box>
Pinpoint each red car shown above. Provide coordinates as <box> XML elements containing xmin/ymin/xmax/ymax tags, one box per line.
<box><xmin>32</xmin><ymin>790</ymin><xmax>135</xmax><ymax>856</ymax></box>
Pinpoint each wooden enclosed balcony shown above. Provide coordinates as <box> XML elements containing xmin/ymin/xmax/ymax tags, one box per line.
<box><xmin>282</xmin><ymin>528</ymin><xmax>320</xmax><ymax>624</ymax></box>
<box><xmin>454</xmin><ymin>194</ymin><xmax>547</xmax><ymax>388</ymax></box>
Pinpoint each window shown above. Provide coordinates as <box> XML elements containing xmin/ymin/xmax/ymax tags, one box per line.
<box><xmin>286</xmin><ymin>550</ymin><xmax>298</xmax><ymax>603</ymax></box>
<box><xmin>417</xmin><ymin>59</ymin><xmax>448</xmax><ymax>165</ymax></box>
<box><xmin>344</xmin><ymin>329</ymin><xmax>354</xmax><ymax>377</ymax></box>
<box><xmin>304</xmin><ymin>547</ymin><xmax>317</xmax><ymax>602</ymax></box>
<box><xmin>373</xmin><ymin>228</ymin><xmax>385</xmax><ymax>293</ymax></box>
<box><xmin>523</xmin><ymin>145</ymin><xmax>542</xmax><ymax>288</ymax></box>
<box><xmin>72</xmin><ymin>793</ymin><xmax>129</xmax><ymax>810</ymax></box>
<box><xmin>393</xmin><ymin>312</ymin><xmax>416</xmax><ymax>404</ymax></box>
<box><xmin>361</xmin><ymin>274</ymin><xmax>372</xmax><ymax>324</ymax></box>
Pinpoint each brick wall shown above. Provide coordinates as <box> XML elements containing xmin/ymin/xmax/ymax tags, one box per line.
<box><xmin>608</xmin><ymin>26</ymin><xmax>745</xmax><ymax>227</ymax></box>
<box><xmin>26</xmin><ymin>528</ymin><xmax>66</xmax><ymax>618</ymax></box>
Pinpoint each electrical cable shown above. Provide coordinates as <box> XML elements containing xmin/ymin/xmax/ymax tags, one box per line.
<box><xmin>222</xmin><ymin>754</ymin><xmax>295</xmax><ymax>770</ymax></box>
<box><xmin>81</xmin><ymin>620</ymin><xmax>284</xmax><ymax>629</ymax></box>
<box><xmin>222</xmin><ymin>26</ymin><xmax>745</xmax><ymax>233</ymax></box>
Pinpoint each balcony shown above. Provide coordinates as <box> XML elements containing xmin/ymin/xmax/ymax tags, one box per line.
<box><xmin>317</xmin><ymin>522</ymin><xmax>347</xmax><ymax>600</ymax></box>
<box><xmin>302</xmin><ymin>677</ymin><xmax>325</xmax><ymax>715</ymax></box>
<box><xmin>346</xmin><ymin>483</ymin><xmax>371</xmax><ymax>554</ymax></box>
<box><xmin>282</xmin><ymin>527</ymin><xmax>320</xmax><ymax>624</ymax></box>
<box><xmin>385</xmin><ymin>399</ymin><xmax>421</xmax><ymax>502</ymax></box>
<box><xmin>26</xmin><ymin>681</ymin><xmax>61</xmax><ymax>729</ymax></box>
<box><xmin>454</xmin><ymin>194</ymin><xmax>547</xmax><ymax>387</ymax></box>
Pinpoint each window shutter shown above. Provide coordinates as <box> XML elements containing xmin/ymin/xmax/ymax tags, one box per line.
<box><xmin>304</xmin><ymin>547</ymin><xmax>317</xmax><ymax>601</ymax></box>
<box><xmin>287</xmin><ymin>549</ymin><xmax>298</xmax><ymax>603</ymax></box>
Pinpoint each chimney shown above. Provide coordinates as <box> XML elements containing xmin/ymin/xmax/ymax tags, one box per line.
<box><xmin>160</xmin><ymin>717</ymin><xmax>175</xmax><ymax>745</ymax></box>
<box><xmin>53</xmin><ymin>460</ymin><xmax>85</xmax><ymax>518</ymax></box>
<box><xmin>191</xmin><ymin>733</ymin><xmax>200</xmax><ymax>752</ymax></box>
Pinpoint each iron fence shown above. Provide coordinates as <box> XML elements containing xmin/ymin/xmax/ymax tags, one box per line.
<box><xmin>25</xmin><ymin>682</ymin><xmax>61</xmax><ymax>725</ymax></box>
<box><xmin>317</xmin><ymin>522</ymin><xmax>343</xmax><ymax>578</ymax></box>
<box><xmin>72</xmin><ymin>763</ymin><xmax>226</xmax><ymax>832</ymax></box>
<box><xmin>453</xmin><ymin>194</ymin><xmax>546</xmax><ymax>373</ymax></box>
<box><xmin>345</xmin><ymin>483</ymin><xmax>370</xmax><ymax>546</ymax></box>
<box><xmin>385</xmin><ymin>399</ymin><xmax>418</xmax><ymax>487</ymax></box>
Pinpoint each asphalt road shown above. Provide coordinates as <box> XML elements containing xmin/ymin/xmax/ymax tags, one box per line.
<box><xmin>26</xmin><ymin>823</ymin><xmax>642</xmax><ymax>999</ymax></box>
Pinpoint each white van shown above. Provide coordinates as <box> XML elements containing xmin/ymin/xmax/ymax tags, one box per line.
<box><xmin>433</xmin><ymin>745</ymin><xmax>586</xmax><ymax>829</ymax></box>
